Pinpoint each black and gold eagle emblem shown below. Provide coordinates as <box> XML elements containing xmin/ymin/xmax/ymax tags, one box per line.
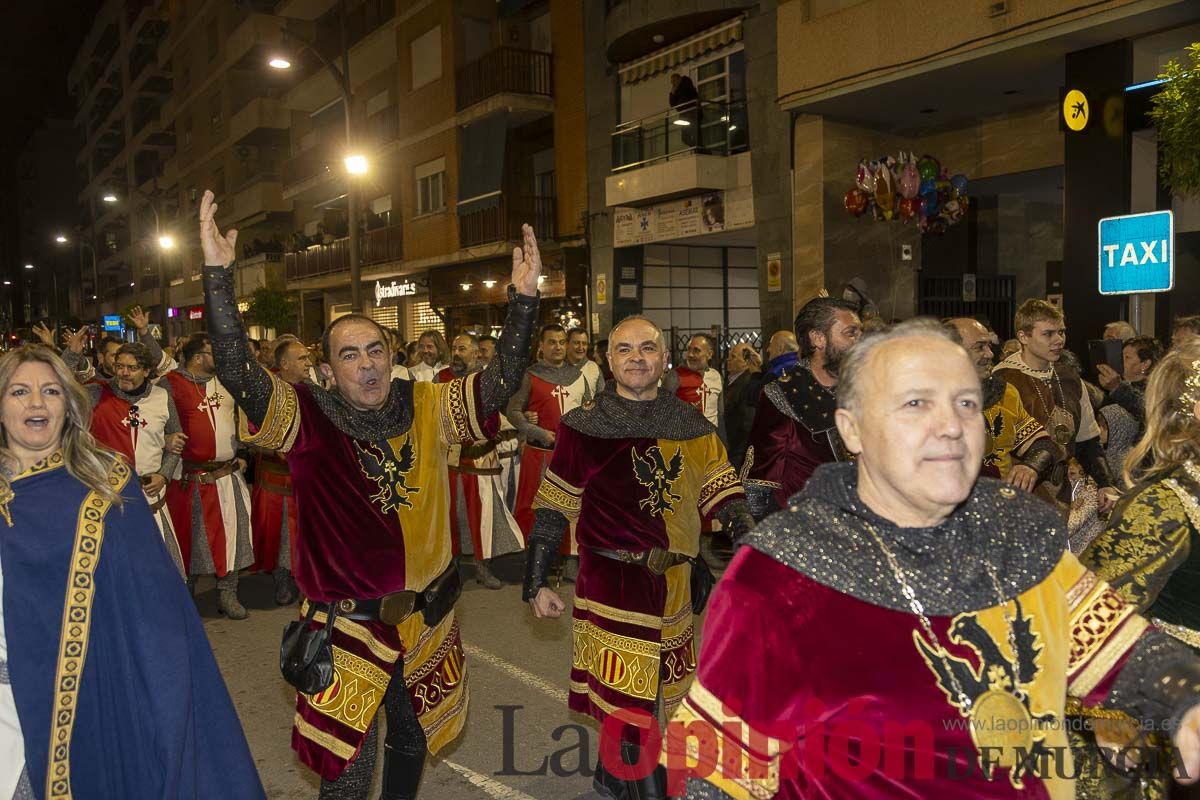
<box><xmin>356</xmin><ymin>438</ymin><xmax>421</xmax><ymax>514</ymax></box>
<box><xmin>632</xmin><ymin>445</ymin><xmax>684</xmax><ymax>518</ymax></box>
<box><xmin>914</xmin><ymin>601</ymin><xmax>1057</xmax><ymax>788</ymax></box>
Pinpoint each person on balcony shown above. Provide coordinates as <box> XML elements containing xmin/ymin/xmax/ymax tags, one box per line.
<box><xmin>669</xmin><ymin>72</ymin><xmax>699</xmax><ymax>148</ymax></box>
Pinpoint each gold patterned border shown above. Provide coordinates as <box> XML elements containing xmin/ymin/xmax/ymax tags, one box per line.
<box><xmin>238</xmin><ymin>374</ymin><xmax>301</xmax><ymax>453</ymax></box>
<box><xmin>1152</xmin><ymin>618</ymin><xmax>1200</xmax><ymax>650</ymax></box>
<box><xmin>438</xmin><ymin>373</ymin><xmax>484</xmax><ymax>444</ymax></box>
<box><xmin>576</xmin><ymin>595</ymin><xmax>664</xmax><ymax>630</ymax></box>
<box><xmin>45</xmin><ymin>459</ymin><xmax>129</xmax><ymax>800</ymax></box>
<box><xmin>1163</xmin><ymin>478</ymin><xmax>1200</xmax><ymax>534</ymax></box>
<box><xmin>699</xmin><ymin>464</ymin><xmax>743</xmax><ymax>517</ymax></box>
<box><xmin>533</xmin><ymin>469</ymin><xmax>584</xmax><ymax>518</ymax></box>
<box><xmin>1012</xmin><ymin>416</ymin><xmax>1048</xmax><ymax>453</ymax></box>
<box><xmin>572</xmin><ymin>618</ymin><xmax>660</xmax><ymax>701</ymax></box>
<box><xmin>293</xmin><ymin>713</ymin><xmax>356</xmax><ymax>761</ymax></box>
<box><xmin>304</xmin><ymin>602</ymin><xmax>402</xmax><ymax>663</ymax></box>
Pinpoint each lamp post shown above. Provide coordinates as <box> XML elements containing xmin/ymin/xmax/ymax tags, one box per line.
<box><xmin>269</xmin><ymin>0</ymin><xmax>365</xmax><ymax>312</ymax></box>
<box><xmin>103</xmin><ymin>184</ymin><xmax>171</xmax><ymax>335</ymax></box>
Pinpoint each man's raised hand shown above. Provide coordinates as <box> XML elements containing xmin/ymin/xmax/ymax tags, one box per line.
<box><xmin>31</xmin><ymin>322</ymin><xmax>55</xmax><ymax>347</ymax></box>
<box><xmin>511</xmin><ymin>224</ymin><xmax>542</xmax><ymax>298</ymax></box>
<box><xmin>64</xmin><ymin>327</ymin><xmax>88</xmax><ymax>354</ymax></box>
<box><xmin>199</xmin><ymin>189</ymin><xmax>238</xmax><ymax>268</ymax></box>
<box><xmin>127</xmin><ymin>305</ymin><xmax>150</xmax><ymax>333</ymax></box>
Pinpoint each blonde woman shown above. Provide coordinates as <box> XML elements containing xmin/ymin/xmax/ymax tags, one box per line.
<box><xmin>0</xmin><ymin>347</ymin><xmax>263</xmax><ymax>799</ymax></box>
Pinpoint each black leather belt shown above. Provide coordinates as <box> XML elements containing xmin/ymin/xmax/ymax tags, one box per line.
<box><xmin>587</xmin><ymin>546</ymin><xmax>690</xmax><ymax>575</ymax></box>
<box><xmin>331</xmin><ymin>562</ymin><xmax>460</xmax><ymax>626</ymax></box>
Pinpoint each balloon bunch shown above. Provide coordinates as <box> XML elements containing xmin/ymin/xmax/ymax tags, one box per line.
<box><xmin>843</xmin><ymin>152</ymin><xmax>970</xmax><ymax>234</ymax></box>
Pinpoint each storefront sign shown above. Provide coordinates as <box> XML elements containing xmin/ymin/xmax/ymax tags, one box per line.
<box><xmin>187</xmin><ymin>306</ymin><xmax>204</xmax><ymax>321</ymax></box>
<box><xmin>103</xmin><ymin>315</ymin><xmax>122</xmax><ymax>332</ymax></box>
<box><xmin>595</xmin><ymin>273</ymin><xmax>608</xmax><ymax>305</ymax></box>
<box><xmin>1062</xmin><ymin>89</ymin><xmax>1089</xmax><ymax>132</ymax></box>
<box><xmin>766</xmin><ymin>253</ymin><xmax>782</xmax><ymax>293</ymax></box>
<box><xmin>374</xmin><ymin>279</ymin><xmax>418</xmax><ymax>305</ymax></box>
<box><xmin>1098</xmin><ymin>210</ymin><xmax>1173</xmax><ymax>295</ymax></box>
<box><xmin>613</xmin><ymin>187</ymin><xmax>755</xmax><ymax>247</ymax></box>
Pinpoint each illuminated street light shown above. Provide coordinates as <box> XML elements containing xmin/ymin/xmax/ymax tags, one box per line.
<box><xmin>483</xmin><ymin>279</ymin><xmax>497</xmax><ymax>289</ymax></box>
<box><xmin>2</xmin><ymin>281</ymin><xmax>10</xmax><ymax>286</ymax></box>
<box><xmin>158</xmin><ymin>235</ymin><xmax>176</xmax><ymax>250</ymax></box>
<box><xmin>23</xmin><ymin>264</ymin><xmax>33</xmax><ymax>270</ymax></box>
<box><xmin>345</xmin><ymin>155</ymin><xmax>368</xmax><ymax>175</ymax></box>
<box><xmin>268</xmin><ymin>57</ymin><xmax>292</xmax><ymax>69</ymax></box>
<box><xmin>102</xmin><ymin>193</ymin><xmax>118</xmax><ymax>203</ymax></box>
<box><xmin>54</xmin><ymin>234</ymin><xmax>68</xmax><ymax>243</ymax></box>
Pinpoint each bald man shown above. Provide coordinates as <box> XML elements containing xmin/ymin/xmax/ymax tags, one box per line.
<box><xmin>762</xmin><ymin>330</ymin><xmax>799</xmax><ymax>382</ymax></box>
<box><xmin>945</xmin><ymin>318</ymin><xmax>1057</xmax><ymax>493</ymax></box>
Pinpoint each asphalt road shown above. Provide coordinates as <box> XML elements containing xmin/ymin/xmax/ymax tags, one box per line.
<box><xmin>201</xmin><ymin>549</ymin><xmax>712</xmax><ymax>799</ymax></box>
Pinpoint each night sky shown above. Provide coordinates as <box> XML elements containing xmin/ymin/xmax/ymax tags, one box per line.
<box><xmin>2</xmin><ymin>3</ymin><xmax>103</xmax><ymax>170</ymax></box>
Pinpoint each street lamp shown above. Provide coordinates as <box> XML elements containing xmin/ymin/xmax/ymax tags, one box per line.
<box><xmin>101</xmin><ymin>185</ymin><xmax>171</xmax><ymax>333</ymax></box>
<box><xmin>54</xmin><ymin>234</ymin><xmax>67</xmax><ymax>244</ymax></box>
<box><xmin>267</xmin><ymin>0</ymin><xmax>366</xmax><ymax>311</ymax></box>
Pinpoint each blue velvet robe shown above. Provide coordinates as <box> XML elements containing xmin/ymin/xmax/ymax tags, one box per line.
<box><xmin>0</xmin><ymin>454</ymin><xmax>264</xmax><ymax>799</ymax></box>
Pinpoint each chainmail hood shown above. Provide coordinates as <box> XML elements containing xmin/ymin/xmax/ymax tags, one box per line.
<box><xmin>301</xmin><ymin>378</ymin><xmax>415</xmax><ymax>442</ymax></box>
<box><xmin>527</xmin><ymin>361</ymin><xmax>582</xmax><ymax>385</ymax></box>
<box><xmin>744</xmin><ymin>462</ymin><xmax>1066</xmax><ymax>614</ymax></box>
<box><xmin>561</xmin><ymin>384</ymin><xmax>714</xmax><ymax>440</ymax></box>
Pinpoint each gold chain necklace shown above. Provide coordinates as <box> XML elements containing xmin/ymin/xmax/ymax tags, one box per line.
<box><xmin>860</xmin><ymin>521</ymin><xmax>1036</xmax><ymax>773</ymax></box>
<box><xmin>1028</xmin><ymin>367</ymin><xmax>1074</xmax><ymax>446</ymax></box>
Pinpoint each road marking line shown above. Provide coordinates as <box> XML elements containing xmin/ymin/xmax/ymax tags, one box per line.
<box><xmin>443</xmin><ymin>758</ymin><xmax>541</xmax><ymax>800</ymax></box>
<box><xmin>463</xmin><ymin>643</ymin><xmax>569</xmax><ymax>704</ymax></box>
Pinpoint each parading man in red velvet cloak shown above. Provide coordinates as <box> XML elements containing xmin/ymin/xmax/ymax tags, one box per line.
<box><xmin>506</xmin><ymin>323</ymin><xmax>593</xmax><ymax>568</ymax></box>
<box><xmin>523</xmin><ymin>314</ymin><xmax>754</xmax><ymax>800</ymax></box>
<box><xmin>436</xmin><ymin>332</ymin><xmax>525</xmax><ymax>590</ymax></box>
<box><xmin>668</xmin><ymin>319</ymin><xmax>1200</xmax><ymax>800</ymax></box>
<box><xmin>744</xmin><ymin>296</ymin><xmax>862</xmax><ymax>520</ymax></box>
<box><xmin>663</xmin><ymin>332</ymin><xmax>724</xmax><ymax>433</ymax></box>
<box><xmin>198</xmin><ymin>191</ymin><xmax>541</xmax><ymax>800</ymax></box>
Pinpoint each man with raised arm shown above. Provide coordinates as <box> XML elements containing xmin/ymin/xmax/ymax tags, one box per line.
<box><xmin>197</xmin><ymin>190</ymin><xmax>540</xmax><ymax>800</ymax></box>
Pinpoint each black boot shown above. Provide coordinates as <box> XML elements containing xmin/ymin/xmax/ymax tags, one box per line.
<box><xmin>379</xmin><ymin>742</ymin><xmax>425</xmax><ymax>800</ymax></box>
<box><xmin>592</xmin><ymin>758</ymin><xmax>628</xmax><ymax>800</ymax></box>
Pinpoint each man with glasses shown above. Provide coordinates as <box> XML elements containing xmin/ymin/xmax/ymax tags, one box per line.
<box><xmin>945</xmin><ymin>318</ymin><xmax>1057</xmax><ymax>492</ymax></box>
<box><xmin>163</xmin><ymin>332</ymin><xmax>256</xmax><ymax>619</ymax></box>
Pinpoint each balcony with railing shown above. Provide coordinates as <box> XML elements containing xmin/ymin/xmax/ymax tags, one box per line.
<box><xmin>459</xmin><ymin>195</ymin><xmax>556</xmax><ymax>249</ymax></box>
<box><xmin>606</xmin><ymin>99</ymin><xmax>749</xmax><ymax>207</ymax></box>
<box><xmin>455</xmin><ymin>48</ymin><xmax>553</xmax><ymax>112</ymax></box>
<box><xmin>611</xmin><ymin>99</ymin><xmax>748</xmax><ymax>172</ymax></box>
<box><xmin>284</xmin><ymin>222</ymin><xmax>403</xmax><ymax>281</ymax></box>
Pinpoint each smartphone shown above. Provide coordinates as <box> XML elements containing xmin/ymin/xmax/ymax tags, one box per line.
<box><xmin>1087</xmin><ymin>339</ymin><xmax>1124</xmax><ymax>376</ymax></box>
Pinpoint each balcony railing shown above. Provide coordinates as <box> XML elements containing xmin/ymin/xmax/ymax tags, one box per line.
<box><xmin>284</xmin><ymin>222</ymin><xmax>403</xmax><ymax>281</ymax></box>
<box><xmin>459</xmin><ymin>195</ymin><xmax>556</xmax><ymax>249</ymax></box>
<box><xmin>456</xmin><ymin>48</ymin><xmax>553</xmax><ymax>111</ymax></box>
<box><xmin>611</xmin><ymin>99</ymin><xmax>749</xmax><ymax>173</ymax></box>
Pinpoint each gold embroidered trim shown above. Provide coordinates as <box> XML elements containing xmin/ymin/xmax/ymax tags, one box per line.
<box><xmin>1066</xmin><ymin>570</ymin><xmax>1099</xmax><ymax>611</ymax></box>
<box><xmin>1012</xmin><ymin>416</ymin><xmax>1048</xmax><ymax>452</ymax></box>
<box><xmin>13</xmin><ymin>450</ymin><xmax>65</xmax><ymax>482</ymax></box>
<box><xmin>238</xmin><ymin>374</ymin><xmax>300</xmax><ymax>453</ymax></box>
<box><xmin>533</xmin><ymin>469</ymin><xmax>583</xmax><ymax>517</ymax></box>
<box><xmin>1070</xmin><ymin>615</ymin><xmax>1149</xmax><ymax>698</ymax></box>
<box><xmin>293</xmin><ymin>713</ymin><xmax>357</xmax><ymax>760</ymax></box>
<box><xmin>745</xmin><ymin>478</ymin><xmax>782</xmax><ymax>491</ymax></box>
<box><xmin>45</xmin><ymin>458</ymin><xmax>128</xmax><ymax>800</ymax></box>
<box><xmin>699</xmin><ymin>464</ymin><xmax>743</xmax><ymax>516</ymax></box>
<box><xmin>1068</xmin><ymin>585</ymin><xmax>1139</xmax><ymax>673</ymax></box>
<box><xmin>572</xmin><ymin>618</ymin><xmax>660</xmax><ymax>701</ymax></box>
<box><xmin>1153</xmin><ymin>618</ymin><xmax>1200</xmax><ymax>650</ymax></box>
<box><xmin>307</xmin><ymin>648</ymin><xmax>390</xmax><ymax>733</ymax></box>
<box><xmin>576</xmin><ymin>595</ymin><xmax>664</xmax><ymax>629</ymax></box>
<box><xmin>438</xmin><ymin>373</ymin><xmax>483</xmax><ymax>444</ymax></box>
<box><xmin>305</xmin><ymin>602</ymin><xmax>401</xmax><ymax>662</ymax></box>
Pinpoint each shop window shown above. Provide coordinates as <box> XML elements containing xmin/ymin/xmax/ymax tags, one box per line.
<box><xmin>406</xmin><ymin>300</ymin><xmax>442</xmax><ymax>343</ymax></box>
<box><xmin>370</xmin><ymin>305</ymin><xmax>399</xmax><ymax>330</ymax></box>
<box><xmin>415</xmin><ymin>157</ymin><xmax>446</xmax><ymax>216</ymax></box>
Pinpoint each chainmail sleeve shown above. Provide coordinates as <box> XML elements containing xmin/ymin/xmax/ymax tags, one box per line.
<box><xmin>202</xmin><ymin>264</ymin><xmax>274</xmax><ymax>428</ymax></box>
<box><xmin>478</xmin><ymin>286</ymin><xmax>539</xmax><ymax>417</ymax></box>
<box><xmin>1104</xmin><ymin>629</ymin><xmax>1200</xmax><ymax>734</ymax></box>
<box><xmin>138</xmin><ymin>328</ymin><xmax>172</xmax><ymax>373</ymax></box>
<box><xmin>159</xmin><ymin>382</ymin><xmax>183</xmax><ymax>479</ymax></box>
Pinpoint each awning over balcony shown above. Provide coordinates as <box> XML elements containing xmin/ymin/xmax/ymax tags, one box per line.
<box><xmin>618</xmin><ymin>17</ymin><xmax>743</xmax><ymax>85</ymax></box>
<box><xmin>457</xmin><ymin>112</ymin><xmax>509</xmax><ymax>216</ymax></box>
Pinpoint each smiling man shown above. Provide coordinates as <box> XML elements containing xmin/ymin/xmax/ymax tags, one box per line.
<box><xmin>671</xmin><ymin>319</ymin><xmax>1200</xmax><ymax>799</ymax></box>
<box><xmin>994</xmin><ymin>299</ymin><xmax>1116</xmax><ymax>513</ymax></box>
<box><xmin>197</xmin><ymin>190</ymin><xmax>540</xmax><ymax>800</ymax></box>
<box><xmin>523</xmin><ymin>315</ymin><xmax>753</xmax><ymax>800</ymax></box>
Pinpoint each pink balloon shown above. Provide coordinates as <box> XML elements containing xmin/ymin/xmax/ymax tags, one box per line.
<box><xmin>899</xmin><ymin>161</ymin><xmax>920</xmax><ymax>199</ymax></box>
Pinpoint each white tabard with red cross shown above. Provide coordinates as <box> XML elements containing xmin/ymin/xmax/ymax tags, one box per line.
<box><xmin>673</xmin><ymin>366</ymin><xmax>722</xmax><ymax>428</ymax></box>
<box><xmin>91</xmin><ymin>382</ymin><xmax>172</xmax><ymax>476</ymax></box>
<box><xmin>163</xmin><ymin>371</ymin><xmax>252</xmax><ymax>576</ymax></box>
<box><xmin>526</xmin><ymin>371</ymin><xmax>589</xmax><ymax>433</ymax></box>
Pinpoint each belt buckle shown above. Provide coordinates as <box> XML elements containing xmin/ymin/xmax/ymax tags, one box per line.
<box><xmin>646</xmin><ymin>547</ymin><xmax>672</xmax><ymax>575</ymax></box>
<box><xmin>337</xmin><ymin>599</ymin><xmax>357</xmax><ymax>615</ymax></box>
<box><xmin>378</xmin><ymin>591</ymin><xmax>417</xmax><ymax>625</ymax></box>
